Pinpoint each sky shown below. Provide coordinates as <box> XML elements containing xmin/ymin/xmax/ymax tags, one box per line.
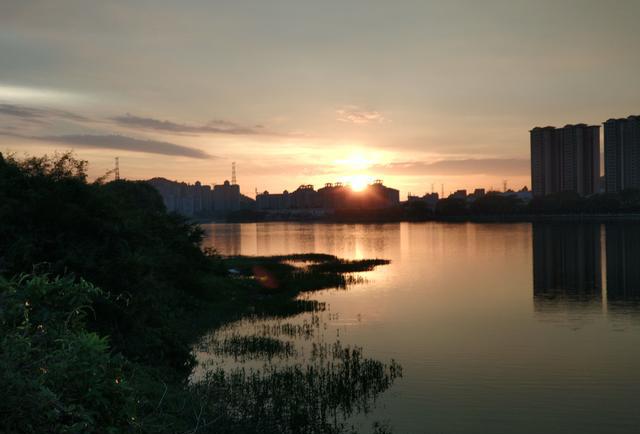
<box><xmin>1</xmin><ymin>0</ymin><xmax>639</xmax><ymax>198</ymax></box>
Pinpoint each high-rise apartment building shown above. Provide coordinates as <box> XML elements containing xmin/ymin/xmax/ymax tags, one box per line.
<box><xmin>530</xmin><ymin>124</ymin><xmax>600</xmax><ymax>196</ymax></box>
<box><xmin>530</xmin><ymin>126</ymin><xmax>561</xmax><ymax>196</ymax></box>
<box><xmin>604</xmin><ymin>115</ymin><xmax>640</xmax><ymax>193</ymax></box>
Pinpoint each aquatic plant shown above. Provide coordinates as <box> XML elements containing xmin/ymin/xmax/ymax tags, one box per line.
<box><xmin>191</xmin><ymin>342</ymin><xmax>402</xmax><ymax>434</ymax></box>
<box><xmin>224</xmin><ymin>254</ymin><xmax>386</xmax><ymax>296</ymax></box>
<box><xmin>255</xmin><ymin>320</ymin><xmax>318</xmax><ymax>339</ymax></box>
<box><xmin>208</xmin><ymin>334</ymin><xmax>297</xmax><ymax>361</ymax></box>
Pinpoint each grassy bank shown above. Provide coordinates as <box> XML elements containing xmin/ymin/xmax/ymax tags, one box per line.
<box><xmin>0</xmin><ymin>153</ymin><xmax>398</xmax><ymax>433</ymax></box>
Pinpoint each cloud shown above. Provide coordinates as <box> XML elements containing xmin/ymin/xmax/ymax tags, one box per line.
<box><xmin>0</xmin><ymin>85</ymin><xmax>86</xmax><ymax>105</ymax></box>
<box><xmin>24</xmin><ymin>133</ymin><xmax>212</xmax><ymax>159</ymax></box>
<box><xmin>1</xmin><ymin>104</ymin><xmax>276</xmax><ymax>138</ymax></box>
<box><xmin>111</xmin><ymin>113</ymin><xmax>268</xmax><ymax>136</ymax></box>
<box><xmin>0</xmin><ymin>103</ymin><xmax>91</xmax><ymax>124</ymax></box>
<box><xmin>371</xmin><ymin>158</ymin><xmax>530</xmax><ymax>176</ymax></box>
<box><xmin>336</xmin><ymin>106</ymin><xmax>387</xmax><ymax>124</ymax></box>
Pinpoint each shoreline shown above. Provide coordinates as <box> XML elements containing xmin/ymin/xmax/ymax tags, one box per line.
<box><xmin>195</xmin><ymin>213</ymin><xmax>640</xmax><ymax>224</ymax></box>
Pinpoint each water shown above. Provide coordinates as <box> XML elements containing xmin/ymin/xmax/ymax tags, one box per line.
<box><xmin>200</xmin><ymin>222</ymin><xmax>640</xmax><ymax>434</ymax></box>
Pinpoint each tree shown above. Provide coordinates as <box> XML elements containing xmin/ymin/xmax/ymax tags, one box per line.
<box><xmin>435</xmin><ymin>198</ymin><xmax>468</xmax><ymax>216</ymax></box>
<box><xmin>470</xmin><ymin>193</ymin><xmax>523</xmax><ymax>215</ymax></box>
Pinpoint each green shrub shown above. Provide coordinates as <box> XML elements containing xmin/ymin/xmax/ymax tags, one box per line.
<box><xmin>0</xmin><ymin>152</ymin><xmax>213</xmax><ymax>369</ymax></box>
<box><xmin>0</xmin><ymin>274</ymin><xmax>136</xmax><ymax>433</ymax></box>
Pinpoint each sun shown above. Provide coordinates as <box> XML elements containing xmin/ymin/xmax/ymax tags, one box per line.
<box><xmin>349</xmin><ymin>174</ymin><xmax>372</xmax><ymax>192</ymax></box>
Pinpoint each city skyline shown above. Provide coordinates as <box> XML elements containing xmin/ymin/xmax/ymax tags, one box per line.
<box><xmin>2</xmin><ymin>1</ymin><xmax>640</xmax><ymax>197</ymax></box>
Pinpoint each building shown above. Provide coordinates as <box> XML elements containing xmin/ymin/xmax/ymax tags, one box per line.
<box><xmin>449</xmin><ymin>189</ymin><xmax>467</xmax><ymax>199</ymax></box>
<box><xmin>289</xmin><ymin>185</ymin><xmax>320</xmax><ymax>209</ymax></box>
<box><xmin>561</xmin><ymin>124</ymin><xmax>600</xmax><ymax>196</ymax></box>
<box><xmin>604</xmin><ymin>115</ymin><xmax>640</xmax><ymax>193</ymax></box>
<box><xmin>256</xmin><ymin>190</ymin><xmax>290</xmax><ymax>210</ymax></box>
<box><xmin>472</xmin><ymin>188</ymin><xmax>485</xmax><ymax>198</ymax></box>
<box><xmin>257</xmin><ymin>179</ymin><xmax>399</xmax><ymax>211</ymax></box>
<box><xmin>147</xmin><ymin>177</ymin><xmax>253</xmax><ymax>217</ymax></box>
<box><xmin>530</xmin><ymin>124</ymin><xmax>600</xmax><ymax>196</ymax></box>
<box><xmin>466</xmin><ymin>188</ymin><xmax>486</xmax><ymax>202</ymax></box>
<box><xmin>317</xmin><ymin>182</ymin><xmax>350</xmax><ymax>209</ymax></box>
<box><xmin>530</xmin><ymin>126</ymin><xmax>562</xmax><ymax>196</ymax></box>
<box><xmin>362</xmin><ymin>180</ymin><xmax>400</xmax><ymax>209</ymax></box>
<box><xmin>407</xmin><ymin>192</ymin><xmax>439</xmax><ymax>209</ymax></box>
<box><xmin>147</xmin><ymin>177</ymin><xmax>203</xmax><ymax>216</ymax></box>
<box><xmin>503</xmin><ymin>186</ymin><xmax>533</xmax><ymax>202</ymax></box>
<box><xmin>212</xmin><ymin>180</ymin><xmax>241</xmax><ymax>212</ymax></box>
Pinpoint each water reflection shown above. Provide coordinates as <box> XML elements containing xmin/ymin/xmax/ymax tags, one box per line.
<box><xmin>203</xmin><ymin>222</ymin><xmax>403</xmax><ymax>260</ymax></box>
<box><xmin>605</xmin><ymin>224</ymin><xmax>640</xmax><ymax>302</ymax></box>
<box><xmin>202</xmin><ymin>222</ymin><xmax>640</xmax><ymax>434</ymax></box>
<box><xmin>605</xmin><ymin>224</ymin><xmax>640</xmax><ymax>330</ymax></box>
<box><xmin>532</xmin><ymin>223</ymin><xmax>602</xmax><ymax>305</ymax></box>
<box><xmin>532</xmin><ymin>223</ymin><xmax>640</xmax><ymax>321</ymax></box>
<box><xmin>205</xmin><ymin>223</ymin><xmax>243</xmax><ymax>255</ymax></box>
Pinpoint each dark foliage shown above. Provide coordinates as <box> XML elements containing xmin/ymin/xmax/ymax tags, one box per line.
<box><xmin>0</xmin><ymin>152</ymin><xmax>215</xmax><ymax>372</ymax></box>
<box><xmin>0</xmin><ymin>152</ymin><xmax>398</xmax><ymax>433</ymax></box>
<box><xmin>527</xmin><ymin>189</ymin><xmax>640</xmax><ymax>215</ymax></box>
<box><xmin>0</xmin><ymin>275</ymin><xmax>136</xmax><ymax>433</ymax></box>
<box><xmin>469</xmin><ymin>192</ymin><xmax>524</xmax><ymax>215</ymax></box>
<box><xmin>435</xmin><ymin>198</ymin><xmax>467</xmax><ymax>216</ymax></box>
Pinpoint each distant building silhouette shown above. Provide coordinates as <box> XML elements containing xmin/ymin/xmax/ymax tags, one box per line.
<box><xmin>466</xmin><ymin>188</ymin><xmax>486</xmax><ymax>202</ymax></box>
<box><xmin>605</xmin><ymin>224</ymin><xmax>640</xmax><ymax>301</ymax></box>
<box><xmin>290</xmin><ymin>184</ymin><xmax>320</xmax><ymax>209</ymax></box>
<box><xmin>604</xmin><ymin>115</ymin><xmax>640</xmax><ymax>193</ymax></box>
<box><xmin>530</xmin><ymin>126</ymin><xmax>562</xmax><ymax>196</ymax></box>
<box><xmin>471</xmin><ymin>188</ymin><xmax>485</xmax><ymax>198</ymax></box>
<box><xmin>530</xmin><ymin>124</ymin><xmax>600</xmax><ymax>196</ymax></box>
<box><xmin>362</xmin><ymin>180</ymin><xmax>400</xmax><ymax>208</ymax></box>
<box><xmin>147</xmin><ymin>178</ymin><xmax>253</xmax><ymax>217</ymax></box>
<box><xmin>317</xmin><ymin>182</ymin><xmax>350</xmax><ymax>209</ymax></box>
<box><xmin>256</xmin><ymin>189</ymin><xmax>289</xmax><ymax>210</ymax></box>
<box><xmin>449</xmin><ymin>189</ymin><xmax>467</xmax><ymax>199</ymax></box>
<box><xmin>257</xmin><ymin>180</ymin><xmax>399</xmax><ymax>211</ymax></box>
<box><xmin>213</xmin><ymin>180</ymin><xmax>241</xmax><ymax>212</ymax></box>
<box><xmin>407</xmin><ymin>192</ymin><xmax>439</xmax><ymax>209</ymax></box>
<box><xmin>532</xmin><ymin>223</ymin><xmax>602</xmax><ymax>301</ymax></box>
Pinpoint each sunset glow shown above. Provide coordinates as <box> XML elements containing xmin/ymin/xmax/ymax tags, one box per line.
<box><xmin>1</xmin><ymin>2</ymin><xmax>639</xmax><ymax>197</ymax></box>
<box><xmin>347</xmin><ymin>174</ymin><xmax>373</xmax><ymax>192</ymax></box>
<box><xmin>335</xmin><ymin>153</ymin><xmax>372</xmax><ymax>171</ymax></box>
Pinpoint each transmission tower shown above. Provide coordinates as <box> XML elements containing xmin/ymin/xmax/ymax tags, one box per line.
<box><xmin>503</xmin><ymin>179</ymin><xmax>507</xmax><ymax>192</ymax></box>
<box><xmin>231</xmin><ymin>162</ymin><xmax>237</xmax><ymax>185</ymax></box>
<box><xmin>114</xmin><ymin>157</ymin><xmax>120</xmax><ymax>181</ymax></box>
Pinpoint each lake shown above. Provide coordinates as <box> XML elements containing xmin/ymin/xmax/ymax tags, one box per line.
<box><xmin>200</xmin><ymin>222</ymin><xmax>640</xmax><ymax>434</ymax></box>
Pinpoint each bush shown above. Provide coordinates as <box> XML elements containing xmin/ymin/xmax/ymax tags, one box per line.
<box><xmin>0</xmin><ymin>274</ymin><xmax>136</xmax><ymax>433</ymax></box>
<box><xmin>0</xmin><ymin>152</ymin><xmax>214</xmax><ymax>370</ymax></box>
